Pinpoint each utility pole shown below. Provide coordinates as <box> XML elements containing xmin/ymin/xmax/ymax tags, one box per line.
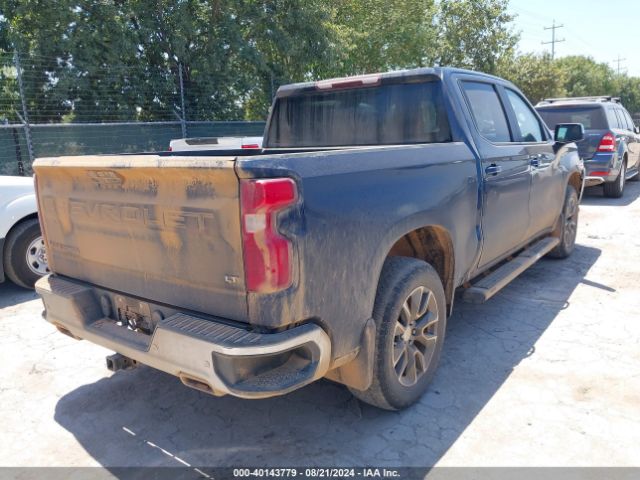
<box><xmin>542</xmin><ymin>20</ymin><xmax>565</xmax><ymax>60</ymax></box>
<box><xmin>612</xmin><ymin>55</ymin><xmax>626</xmax><ymax>75</ymax></box>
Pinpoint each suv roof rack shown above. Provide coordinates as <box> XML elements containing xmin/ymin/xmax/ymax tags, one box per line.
<box><xmin>537</xmin><ymin>96</ymin><xmax>620</xmax><ymax>106</ymax></box>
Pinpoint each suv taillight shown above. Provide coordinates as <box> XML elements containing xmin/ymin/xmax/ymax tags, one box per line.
<box><xmin>597</xmin><ymin>132</ymin><xmax>616</xmax><ymax>152</ymax></box>
<box><xmin>240</xmin><ymin>178</ymin><xmax>297</xmax><ymax>293</ymax></box>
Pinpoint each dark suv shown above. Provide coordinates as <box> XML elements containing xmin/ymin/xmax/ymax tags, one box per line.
<box><xmin>536</xmin><ymin>96</ymin><xmax>640</xmax><ymax>198</ymax></box>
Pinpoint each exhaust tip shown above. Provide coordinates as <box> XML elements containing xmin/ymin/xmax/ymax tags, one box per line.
<box><xmin>54</xmin><ymin>324</ymin><xmax>82</xmax><ymax>340</ymax></box>
<box><xmin>179</xmin><ymin>374</ymin><xmax>216</xmax><ymax>395</ymax></box>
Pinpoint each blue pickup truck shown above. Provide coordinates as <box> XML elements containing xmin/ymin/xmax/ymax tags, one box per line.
<box><xmin>33</xmin><ymin>67</ymin><xmax>584</xmax><ymax>410</ymax></box>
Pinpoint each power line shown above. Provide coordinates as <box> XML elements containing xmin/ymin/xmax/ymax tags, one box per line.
<box><xmin>542</xmin><ymin>19</ymin><xmax>565</xmax><ymax>59</ymax></box>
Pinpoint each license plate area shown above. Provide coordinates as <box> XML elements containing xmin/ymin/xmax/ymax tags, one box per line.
<box><xmin>114</xmin><ymin>295</ymin><xmax>156</xmax><ymax>335</ymax></box>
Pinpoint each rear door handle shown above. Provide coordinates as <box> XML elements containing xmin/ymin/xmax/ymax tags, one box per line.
<box><xmin>485</xmin><ymin>164</ymin><xmax>502</xmax><ymax>176</ymax></box>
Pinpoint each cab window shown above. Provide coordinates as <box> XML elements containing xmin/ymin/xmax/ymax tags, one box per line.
<box><xmin>461</xmin><ymin>81</ymin><xmax>512</xmax><ymax>142</ymax></box>
<box><xmin>505</xmin><ymin>89</ymin><xmax>545</xmax><ymax>142</ymax></box>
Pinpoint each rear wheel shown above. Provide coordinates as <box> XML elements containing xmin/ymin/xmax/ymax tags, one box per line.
<box><xmin>548</xmin><ymin>187</ymin><xmax>579</xmax><ymax>259</ymax></box>
<box><xmin>3</xmin><ymin>218</ymin><xmax>49</xmax><ymax>289</ymax></box>
<box><xmin>603</xmin><ymin>160</ymin><xmax>626</xmax><ymax>198</ymax></box>
<box><xmin>349</xmin><ymin>256</ymin><xmax>446</xmax><ymax>410</ymax></box>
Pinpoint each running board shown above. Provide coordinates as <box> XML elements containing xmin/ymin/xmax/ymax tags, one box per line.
<box><xmin>462</xmin><ymin>237</ymin><xmax>560</xmax><ymax>304</ymax></box>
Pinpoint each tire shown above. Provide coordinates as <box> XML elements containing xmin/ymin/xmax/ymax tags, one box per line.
<box><xmin>3</xmin><ymin>218</ymin><xmax>49</xmax><ymax>289</ymax></box>
<box><xmin>349</xmin><ymin>256</ymin><xmax>447</xmax><ymax>410</ymax></box>
<box><xmin>547</xmin><ymin>187</ymin><xmax>579</xmax><ymax>259</ymax></box>
<box><xmin>603</xmin><ymin>160</ymin><xmax>626</xmax><ymax>198</ymax></box>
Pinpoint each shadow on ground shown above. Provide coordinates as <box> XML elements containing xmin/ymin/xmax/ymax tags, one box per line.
<box><xmin>581</xmin><ymin>179</ymin><xmax>640</xmax><ymax>207</ymax></box>
<box><xmin>54</xmin><ymin>244</ymin><xmax>602</xmax><ymax>469</ymax></box>
<box><xmin>0</xmin><ymin>281</ymin><xmax>38</xmax><ymax>309</ymax></box>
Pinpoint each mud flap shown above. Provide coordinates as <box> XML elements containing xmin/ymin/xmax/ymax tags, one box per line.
<box><xmin>325</xmin><ymin>318</ymin><xmax>375</xmax><ymax>391</ymax></box>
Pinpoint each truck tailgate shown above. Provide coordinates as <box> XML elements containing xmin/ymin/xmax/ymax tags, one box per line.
<box><xmin>33</xmin><ymin>155</ymin><xmax>248</xmax><ymax>321</ymax></box>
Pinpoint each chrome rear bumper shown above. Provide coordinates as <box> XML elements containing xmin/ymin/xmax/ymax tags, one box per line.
<box><xmin>36</xmin><ymin>275</ymin><xmax>331</xmax><ymax>399</ymax></box>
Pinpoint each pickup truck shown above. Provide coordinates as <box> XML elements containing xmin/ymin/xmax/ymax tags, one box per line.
<box><xmin>33</xmin><ymin>68</ymin><xmax>584</xmax><ymax>410</ymax></box>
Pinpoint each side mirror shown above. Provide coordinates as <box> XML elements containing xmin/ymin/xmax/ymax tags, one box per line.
<box><xmin>555</xmin><ymin>123</ymin><xmax>585</xmax><ymax>143</ymax></box>
<box><xmin>635</xmin><ymin>125</ymin><xmax>640</xmax><ymax>134</ymax></box>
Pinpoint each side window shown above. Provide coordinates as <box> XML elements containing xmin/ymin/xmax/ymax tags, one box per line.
<box><xmin>606</xmin><ymin>107</ymin><xmax>620</xmax><ymax>129</ymax></box>
<box><xmin>505</xmin><ymin>89</ymin><xmax>544</xmax><ymax>142</ymax></box>
<box><xmin>606</xmin><ymin>107</ymin><xmax>620</xmax><ymax>128</ymax></box>
<box><xmin>623</xmin><ymin>109</ymin><xmax>637</xmax><ymax>130</ymax></box>
<box><xmin>621</xmin><ymin>108</ymin><xmax>634</xmax><ymax>131</ymax></box>
<box><xmin>614</xmin><ymin>108</ymin><xmax>627</xmax><ymax>131</ymax></box>
<box><xmin>461</xmin><ymin>81</ymin><xmax>511</xmax><ymax>142</ymax></box>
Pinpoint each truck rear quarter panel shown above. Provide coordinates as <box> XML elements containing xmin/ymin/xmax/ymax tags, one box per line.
<box><xmin>237</xmin><ymin>143</ymin><xmax>479</xmax><ymax>359</ymax></box>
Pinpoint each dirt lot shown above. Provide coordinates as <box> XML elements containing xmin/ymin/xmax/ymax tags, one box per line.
<box><xmin>1</xmin><ymin>183</ymin><xmax>639</xmax><ymax>469</ymax></box>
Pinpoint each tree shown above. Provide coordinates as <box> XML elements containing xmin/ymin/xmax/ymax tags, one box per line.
<box><xmin>434</xmin><ymin>0</ymin><xmax>518</xmax><ymax>74</ymax></box>
<box><xmin>497</xmin><ymin>53</ymin><xmax>566</xmax><ymax>104</ymax></box>
<box><xmin>327</xmin><ymin>0</ymin><xmax>437</xmax><ymax>75</ymax></box>
<box><xmin>0</xmin><ymin>0</ymin><xmax>75</xmax><ymax>122</ymax></box>
<box><xmin>614</xmin><ymin>75</ymin><xmax>640</xmax><ymax>115</ymax></box>
<box><xmin>555</xmin><ymin>56</ymin><xmax>616</xmax><ymax>98</ymax></box>
<box><xmin>238</xmin><ymin>0</ymin><xmax>338</xmax><ymax>119</ymax></box>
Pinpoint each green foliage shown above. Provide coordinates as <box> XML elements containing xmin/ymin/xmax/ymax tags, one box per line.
<box><xmin>434</xmin><ymin>0</ymin><xmax>517</xmax><ymax>74</ymax></box>
<box><xmin>326</xmin><ymin>0</ymin><xmax>438</xmax><ymax>75</ymax></box>
<box><xmin>1</xmin><ymin>0</ymin><xmax>521</xmax><ymax>121</ymax></box>
<box><xmin>556</xmin><ymin>56</ymin><xmax>616</xmax><ymax>98</ymax></box>
<box><xmin>497</xmin><ymin>53</ymin><xmax>566</xmax><ymax>104</ymax></box>
<box><xmin>2</xmin><ymin>0</ymin><xmax>639</xmax><ymax>124</ymax></box>
<box><xmin>614</xmin><ymin>76</ymin><xmax>640</xmax><ymax>116</ymax></box>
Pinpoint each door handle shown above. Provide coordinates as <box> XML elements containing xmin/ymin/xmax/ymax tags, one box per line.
<box><xmin>529</xmin><ymin>154</ymin><xmax>540</xmax><ymax>168</ymax></box>
<box><xmin>485</xmin><ymin>164</ymin><xmax>502</xmax><ymax>176</ymax></box>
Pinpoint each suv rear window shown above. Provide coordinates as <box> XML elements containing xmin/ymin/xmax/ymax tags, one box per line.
<box><xmin>266</xmin><ymin>80</ymin><xmax>451</xmax><ymax>148</ymax></box>
<box><xmin>536</xmin><ymin>106</ymin><xmax>608</xmax><ymax>130</ymax></box>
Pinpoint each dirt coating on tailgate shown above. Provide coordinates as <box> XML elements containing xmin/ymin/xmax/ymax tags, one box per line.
<box><xmin>33</xmin><ymin>155</ymin><xmax>249</xmax><ymax>322</ymax></box>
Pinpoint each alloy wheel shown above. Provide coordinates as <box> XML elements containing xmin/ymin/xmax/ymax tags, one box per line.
<box><xmin>563</xmin><ymin>193</ymin><xmax>578</xmax><ymax>249</ymax></box>
<box><xmin>393</xmin><ymin>286</ymin><xmax>439</xmax><ymax>387</ymax></box>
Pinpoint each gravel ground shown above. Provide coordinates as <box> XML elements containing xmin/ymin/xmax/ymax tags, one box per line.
<box><xmin>1</xmin><ymin>182</ymin><xmax>639</xmax><ymax>469</ymax></box>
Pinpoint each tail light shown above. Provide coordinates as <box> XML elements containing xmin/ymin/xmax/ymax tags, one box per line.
<box><xmin>241</xmin><ymin>144</ymin><xmax>260</xmax><ymax>149</ymax></box>
<box><xmin>240</xmin><ymin>178</ymin><xmax>297</xmax><ymax>293</ymax></box>
<box><xmin>597</xmin><ymin>132</ymin><xmax>616</xmax><ymax>152</ymax></box>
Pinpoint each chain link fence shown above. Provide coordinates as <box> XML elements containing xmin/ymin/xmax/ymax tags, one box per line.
<box><xmin>0</xmin><ymin>52</ymin><xmax>265</xmax><ymax>176</ymax></box>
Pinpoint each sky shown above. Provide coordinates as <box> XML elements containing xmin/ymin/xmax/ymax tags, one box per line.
<box><xmin>508</xmin><ymin>0</ymin><xmax>640</xmax><ymax>77</ymax></box>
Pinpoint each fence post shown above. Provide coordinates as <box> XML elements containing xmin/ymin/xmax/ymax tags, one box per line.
<box><xmin>13</xmin><ymin>51</ymin><xmax>34</xmax><ymax>171</ymax></box>
<box><xmin>178</xmin><ymin>62</ymin><xmax>187</xmax><ymax>138</ymax></box>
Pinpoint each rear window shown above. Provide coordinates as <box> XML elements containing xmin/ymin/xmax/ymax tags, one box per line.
<box><xmin>536</xmin><ymin>106</ymin><xmax>608</xmax><ymax>130</ymax></box>
<box><xmin>266</xmin><ymin>80</ymin><xmax>451</xmax><ymax>148</ymax></box>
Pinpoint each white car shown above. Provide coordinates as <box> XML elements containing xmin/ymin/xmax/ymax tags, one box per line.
<box><xmin>168</xmin><ymin>136</ymin><xmax>263</xmax><ymax>151</ymax></box>
<box><xmin>0</xmin><ymin>176</ymin><xmax>49</xmax><ymax>289</ymax></box>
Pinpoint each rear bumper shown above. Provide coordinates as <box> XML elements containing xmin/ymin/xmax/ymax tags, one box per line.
<box><xmin>584</xmin><ymin>153</ymin><xmax>619</xmax><ymax>186</ymax></box>
<box><xmin>36</xmin><ymin>275</ymin><xmax>331</xmax><ymax>399</ymax></box>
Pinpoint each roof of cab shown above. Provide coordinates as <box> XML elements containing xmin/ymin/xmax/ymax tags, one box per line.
<box><xmin>275</xmin><ymin>67</ymin><xmax>510</xmax><ymax>98</ymax></box>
